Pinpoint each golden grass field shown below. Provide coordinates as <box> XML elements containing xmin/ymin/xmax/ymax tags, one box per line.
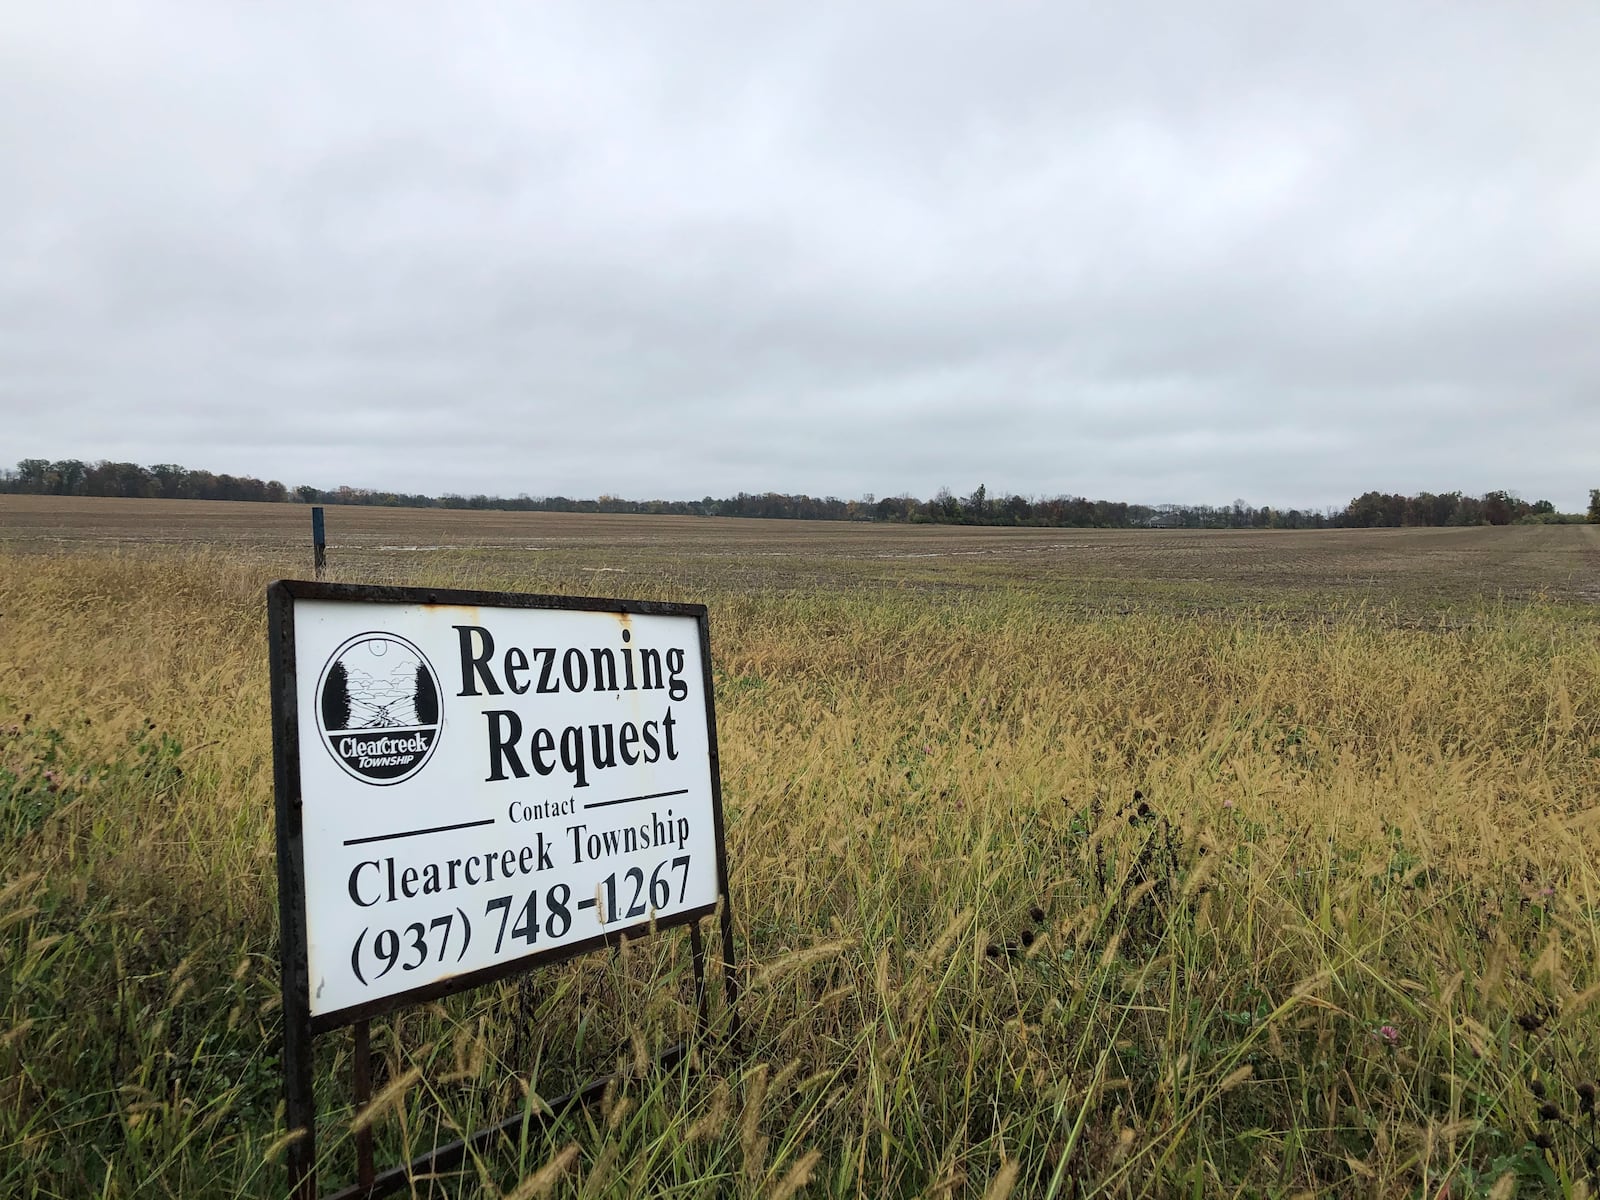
<box><xmin>1</xmin><ymin>496</ymin><xmax>1598</xmax><ymax>1198</ymax></box>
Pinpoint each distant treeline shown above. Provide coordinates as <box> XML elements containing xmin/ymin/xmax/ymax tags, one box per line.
<box><xmin>2</xmin><ymin>457</ymin><xmax>1588</xmax><ymax>529</ymax></box>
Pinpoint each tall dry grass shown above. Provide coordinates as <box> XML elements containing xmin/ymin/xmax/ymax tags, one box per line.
<box><xmin>1</xmin><ymin>547</ymin><xmax>1597</xmax><ymax>1197</ymax></box>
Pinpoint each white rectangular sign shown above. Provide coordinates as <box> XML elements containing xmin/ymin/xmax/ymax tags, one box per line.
<box><xmin>270</xmin><ymin>583</ymin><xmax>726</xmax><ymax>1023</ymax></box>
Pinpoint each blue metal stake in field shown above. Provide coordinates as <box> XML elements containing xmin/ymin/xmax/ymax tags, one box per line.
<box><xmin>311</xmin><ymin>506</ymin><xmax>326</xmax><ymax>579</ymax></box>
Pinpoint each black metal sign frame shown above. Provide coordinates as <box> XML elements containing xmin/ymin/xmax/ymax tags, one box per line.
<box><xmin>268</xmin><ymin>580</ymin><xmax>738</xmax><ymax>1199</ymax></box>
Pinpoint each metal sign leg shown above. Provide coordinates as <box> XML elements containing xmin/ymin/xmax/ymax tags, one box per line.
<box><xmin>353</xmin><ymin>1020</ymin><xmax>375</xmax><ymax>1191</ymax></box>
<box><xmin>719</xmin><ymin>897</ymin><xmax>741</xmax><ymax>1043</ymax></box>
<box><xmin>688</xmin><ymin>920</ymin><xmax>709</xmax><ymax>1036</ymax></box>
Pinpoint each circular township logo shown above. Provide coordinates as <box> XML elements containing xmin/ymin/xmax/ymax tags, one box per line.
<box><xmin>315</xmin><ymin>632</ymin><xmax>442</xmax><ymax>785</ymax></box>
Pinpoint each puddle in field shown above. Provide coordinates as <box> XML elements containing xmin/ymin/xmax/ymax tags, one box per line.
<box><xmin>373</xmin><ymin>544</ymin><xmax>557</xmax><ymax>552</ymax></box>
<box><xmin>874</xmin><ymin>549</ymin><xmax>1004</xmax><ymax>559</ymax></box>
<box><xmin>874</xmin><ymin>542</ymin><xmax>1100</xmax><ymax>560</ymax></box>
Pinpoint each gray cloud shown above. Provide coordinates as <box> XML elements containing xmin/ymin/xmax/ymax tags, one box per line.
<box><xmin>3</xmin><ymin>2</ymin><xmax>1598</xmax><ymax>510</ymax></box>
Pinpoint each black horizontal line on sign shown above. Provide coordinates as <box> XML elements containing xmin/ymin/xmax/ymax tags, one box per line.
<box><xmin>343</xmin><ymin>818</ymin><xmax>496</xmax><ymax>846</ymax></box>
<box><xmin>583</xmin><ymin>788</ymin><xmax>689</xmax><ymax>811</ymax></box>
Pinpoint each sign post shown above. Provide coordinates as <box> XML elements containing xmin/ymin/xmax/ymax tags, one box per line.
<box><xmin>268</xmin><ymin>580</ymin><xmax>737</xmax><ymax>1199</ymax></box>
<box><xmin>310</xmin><ymin>507</ymin><xmax>326</xmax><ymax>579</ymax></box>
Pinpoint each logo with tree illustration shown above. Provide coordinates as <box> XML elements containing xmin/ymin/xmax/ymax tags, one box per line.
<box><xmin>315</xmin><ymin>632</ymin><xmax>442</xmax><ymax>784</ymax></box>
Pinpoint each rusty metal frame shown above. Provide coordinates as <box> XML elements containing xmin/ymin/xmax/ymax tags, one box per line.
<box><xmin>268</xmin><ymin>580</ymin><xmax>739</xmax><ymax>1200</ymax></box>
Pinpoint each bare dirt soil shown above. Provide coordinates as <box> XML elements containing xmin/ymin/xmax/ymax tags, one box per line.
<box><xmin>2</xmin><ymin>494</ymin><xmax>1596</xmax><ymax>613</ymax></box>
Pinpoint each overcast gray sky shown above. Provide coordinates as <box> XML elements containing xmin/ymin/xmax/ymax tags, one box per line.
<box><xmin>3</xmin><ymin>3</ymin><xmax>1598</xmax><ymax>511</ymax></box>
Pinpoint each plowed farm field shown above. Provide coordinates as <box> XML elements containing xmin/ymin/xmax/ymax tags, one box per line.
<box><xmin>2</xmin><ymin>494</ymin><xmax>1596</xmax><ymax>614</ymax></box>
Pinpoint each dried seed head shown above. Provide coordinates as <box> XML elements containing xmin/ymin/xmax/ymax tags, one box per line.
<box><xmin>1019</xmin><ymin>928</ymin><xmax>1035</xmax><ymax>948</ymax></box>
<box><xmin>1029</xmin><ymin>906</ymin><xmax>1046</xmax><ymax>925</ymax></box>
<box><xmin>1517</xmin><ymin>1013</ymin><xmax>1544</xmax><ymax>1033</ymax></box>
<box><xmin>1530</xmin><ymin>1079</ymin><xmax>1547</xmax><ymax>1098</ymax></box>
<box><xmin>985</xmin><ymin>943</ymin><xmax>1001</xmax><ymax>959</ymax></box>
<box><xmin>1538</xmin><ymin>1102</ymin><xmax>1561</xmax><ymax>1122</ymax></box>
<box><xmin>1533</xmin><ymin>1132</ymin><xmax>1555</xmax><ymax>1150</ymax></box>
